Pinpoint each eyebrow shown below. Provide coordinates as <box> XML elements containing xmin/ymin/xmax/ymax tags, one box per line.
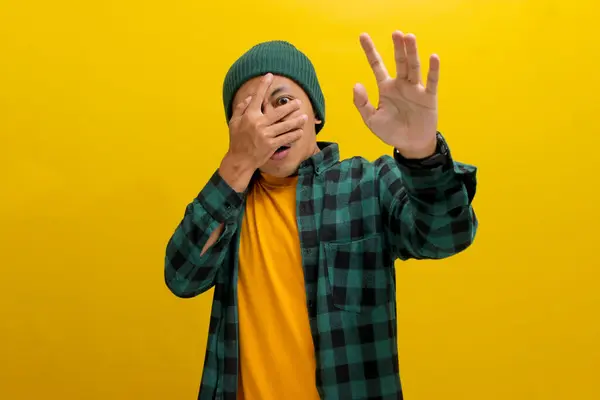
<box><xmin>244</xmin><ymin>85</ymin><xmax>290</xmax><ymax>107</ymax></box>
<box><xmin>269</xmin><ymin>86</ymin><xmax>289</xmax><ymax>99</ymax></box>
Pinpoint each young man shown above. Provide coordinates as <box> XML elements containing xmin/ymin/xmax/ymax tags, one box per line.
<box><xmin>165</xmin><ymin>31</ymin><xmax>478</xmax><ymax>400</ymax></box>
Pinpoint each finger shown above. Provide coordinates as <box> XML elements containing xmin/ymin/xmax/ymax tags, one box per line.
<box><xmin>359</xmin><ymin>33</ymin><xmax>390</xmax><ymax>84</ymax></box>
<box><xmin>426</xmin><ymin>54</ymin><xmax>440</xmax><ymax>95</ymax></box>
<box><xmin>230</xmin><ymin>96</ymin><xmax>252</xmax><ymax>121</ymax></box>
<box><xmin>268</xmin><ymin>114</ymin><xmax>308</xmax><ymax>137</ymax></box>
<box><xmin>265</xmin><ymin>99</ymin><xmax>302</xmax><ymax>125</ymax></box>
<box><xmin>249</xmin><ymin>73</ymin><xmax>273</xmax><ymax>113</ymax></box>
<box><xmin>404</xmin><ymin>34</ymin><xmax>421</xmax><ymax>84</ymax></box>
<box><xmin>353</xmin><ymin>83</ymin><xmax>376</xmax><ymax>124</ymax></box>
<box><xmin>272</xmin><ymin>128</ymin><xmax>303</xmax><ymax>148</ymax></box>
<box><xmin>392</xmin><ymin>31</ymin><xmax>408</xmax><ymax>79</ymax></box>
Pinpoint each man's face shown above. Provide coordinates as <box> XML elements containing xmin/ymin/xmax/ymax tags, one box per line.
<box><xmin>232</xmin><ymin>75</ymin><xmax>321</xmax><ymax>178</ymax></box>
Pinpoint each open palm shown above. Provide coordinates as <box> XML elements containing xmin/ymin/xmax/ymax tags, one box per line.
<box><xmin>353</xmin><ymin>31</ymin><xmax>439</xmax><ymax>159</ymax></box>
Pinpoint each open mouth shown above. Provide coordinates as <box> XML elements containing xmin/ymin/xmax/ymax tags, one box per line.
<box><xmin>275</xmin><ymin>145</ymin><xmax>291</xmax><ymax>153</ymax></box>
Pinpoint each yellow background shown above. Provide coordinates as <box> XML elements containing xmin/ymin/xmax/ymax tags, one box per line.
<box><xmin>1</xmin><ymin>0</ymin><xmax>599</xmax><ymax>399</ymax></box>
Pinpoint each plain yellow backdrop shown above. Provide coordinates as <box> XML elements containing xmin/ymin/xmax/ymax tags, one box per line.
<box><xmin>1</xmin><ymin>0</ymin><xmax>599</xmax><ymax>399</ymax></box>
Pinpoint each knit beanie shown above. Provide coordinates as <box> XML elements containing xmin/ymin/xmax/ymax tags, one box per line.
<box><xmin>222</xmin><ymin>40</ymin><xmax>325</xmax><ymax>134</ymax></box>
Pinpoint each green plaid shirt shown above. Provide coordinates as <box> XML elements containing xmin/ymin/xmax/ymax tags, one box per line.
<box><xmin>165</xmin><ymin>135</ymin><xmax>478</xmax><ymax>400</ymax></box>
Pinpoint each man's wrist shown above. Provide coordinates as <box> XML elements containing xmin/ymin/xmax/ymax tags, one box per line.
<box><xmin>218</xmin><ymin>153</ymin><xmax>255</xmax><ymax>193</ymax></box>
<box><xmin>394</xmin><ymin>133</ymin><xmax>451</xmax><ymax>169</ymax></box>
<box><xmin>394</xmin><ymin>135</ymin><xmax>437</xmax><ymax>160</ymax></box>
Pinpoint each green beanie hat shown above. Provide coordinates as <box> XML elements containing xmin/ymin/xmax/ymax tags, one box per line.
<box><xmin>222</xmin><ymin>40</ymin><xmax>325</xmax><ymax>134</ymax></box>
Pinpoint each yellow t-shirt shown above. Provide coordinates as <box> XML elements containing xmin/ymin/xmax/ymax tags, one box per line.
<box><xmin>237</xmin><ymin>173</ymin><xmax>320</xmax><ymax>400</ymax></box>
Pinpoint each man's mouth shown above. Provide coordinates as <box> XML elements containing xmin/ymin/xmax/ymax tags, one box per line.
<box><xmin>275</xmin><ymin>145</ymin><xmax>291</xmax><ymax>153</ymax></box>
<box><xmin>271</xmin><ymin>144</ymin><xmax>292</xmax><ymax>160</ymax></box>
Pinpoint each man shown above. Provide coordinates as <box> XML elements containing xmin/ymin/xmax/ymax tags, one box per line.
<box><xmin>165</xmin><ymin>31</ymin><xmax>478</xmax><ymax>400</ymax></box>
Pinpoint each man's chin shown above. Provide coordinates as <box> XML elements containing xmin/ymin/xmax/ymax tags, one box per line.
<box><xmin>259</xmin><ymin>162</ymin><xmax>299</xmax><ymax>178</ymax></box>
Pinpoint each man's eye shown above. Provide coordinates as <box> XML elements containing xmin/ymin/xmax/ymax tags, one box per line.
<box><xmin>276</xmin><ymin>96</ymin><xmax>291</xmax><ymax>106</ymax></box>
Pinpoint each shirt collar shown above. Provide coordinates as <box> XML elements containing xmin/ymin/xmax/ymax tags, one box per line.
<box><xmin>298</xmin><ymin>141</ymin><xmax>339</xmax><ymax>175</ymax></box>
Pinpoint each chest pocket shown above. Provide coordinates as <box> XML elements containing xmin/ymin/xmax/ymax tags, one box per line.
<box><xmin>324</xmin><ymin>234</ymin><xmax>391</xmax><ymax>313</ymax></box>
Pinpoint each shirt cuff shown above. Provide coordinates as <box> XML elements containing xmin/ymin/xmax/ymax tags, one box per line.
<box><xmin>196</xmin><ymin>169</ymin><xmax>245</xmax><ymax>223</ymax></box>
<box><xmin>395</xmin><ymin>142</ymin><xmax>477</xmax><ymax>195</ymax></box>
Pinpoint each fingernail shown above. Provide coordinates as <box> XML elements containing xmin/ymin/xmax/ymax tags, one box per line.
<box><xmin>302</xmin><ymin>114</ymin><xmax>308</xmax><ymax>120</ymax></box>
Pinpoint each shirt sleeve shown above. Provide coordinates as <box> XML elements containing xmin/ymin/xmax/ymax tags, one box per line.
<box><xmin>376</xmin><ymin>141</ymin><xmax>478</xmax><ymax>261</ymax></box>
<box><xmin>164</xmin><ymin>169</ymin><xmax>244</xmax><ymax>298</ymax></box>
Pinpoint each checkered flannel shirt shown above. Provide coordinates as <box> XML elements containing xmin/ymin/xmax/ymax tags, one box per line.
<box><xmin>165</xmin><ymin>135</ymin><xmax>478</xmax><ymax>400</ymax></box>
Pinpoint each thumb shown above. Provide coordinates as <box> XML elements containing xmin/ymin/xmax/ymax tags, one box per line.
<box><xmin>353</xmin><ymin>83</ymin><xmax>375</xmax><ymax>124</ymax></box>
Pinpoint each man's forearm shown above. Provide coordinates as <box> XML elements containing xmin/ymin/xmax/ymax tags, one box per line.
<box><xmin>377</xmin><ymin>143</ymin><xmax>478</xmax><ymax>260</ymax></box>
<box><xmin>218</xmin><ymin>152</ymin><xmax>256</xmax><ymax>193</ymax></box>
<box><xmin>164</xmin><ymin>165</ymin><xmax>246</xmax><ymax>298</ymax></box>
